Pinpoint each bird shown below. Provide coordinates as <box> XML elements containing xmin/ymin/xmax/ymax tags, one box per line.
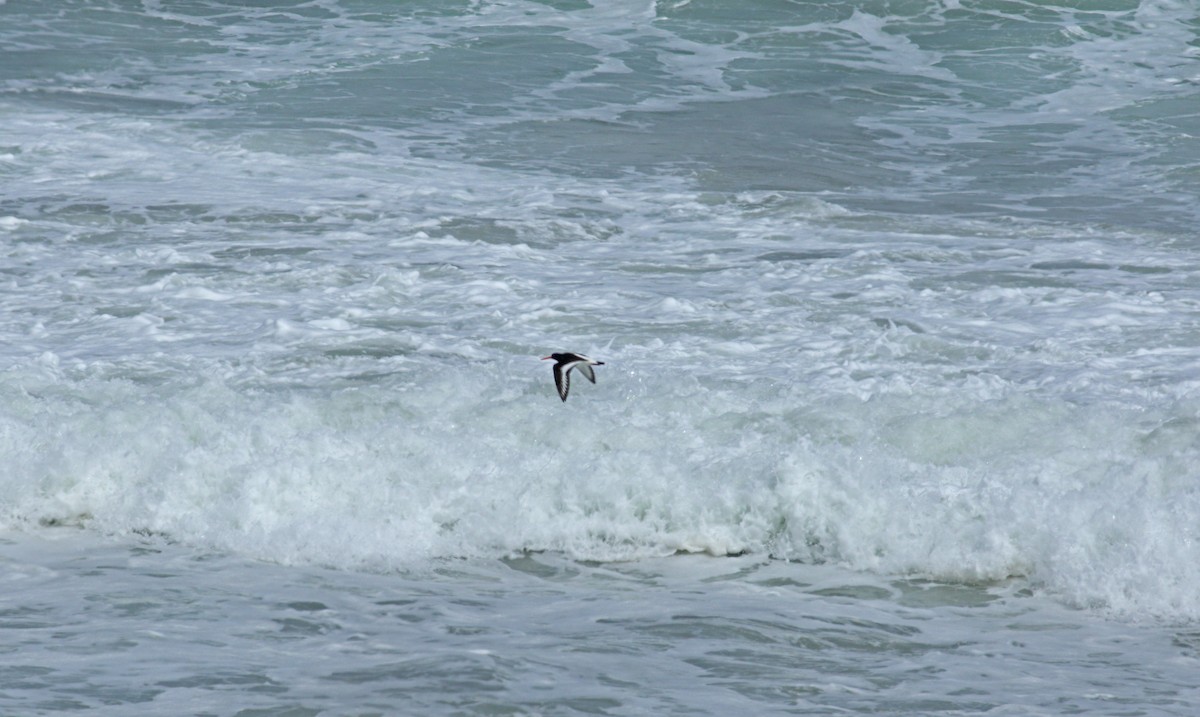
<box><xmin>541</xmin><ymin>352</ymin><xmax>604</xmax><ymax>402</ymax></box>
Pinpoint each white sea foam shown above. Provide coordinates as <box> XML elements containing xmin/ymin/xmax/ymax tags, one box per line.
<box><xmin>1</xmin><ymin>328</ymin><xmax>1197</xmax><ymax>621</ymax></box>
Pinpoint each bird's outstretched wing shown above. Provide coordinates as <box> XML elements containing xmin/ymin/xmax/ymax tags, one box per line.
<box><xmin>552</xmin><ymin>364</ymin><xmax>570</xmax><ymax>401</ymax></box>
<box><xmin>577</xmin><ymin>362</ymin><xmax>596</xmax><ymax>384</ymax></box>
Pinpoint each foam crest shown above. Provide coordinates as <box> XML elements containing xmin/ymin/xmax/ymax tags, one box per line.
<box><xmin>2</xmin><ymin>358</ymin><xmax>1197</xmax><ymax>620</ymax></box>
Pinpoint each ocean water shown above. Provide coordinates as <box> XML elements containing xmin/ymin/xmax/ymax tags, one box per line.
<box><xmin>2</xmin><ymin>0</ymin><xmax>1199</xmax><ymax>714</ymax></box>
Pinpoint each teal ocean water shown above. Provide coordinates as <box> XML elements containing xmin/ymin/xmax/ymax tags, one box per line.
<box><xmin>2</xmin><ymin>1</ymin><xmax>1199</xmax><ymax>714</ymax></box>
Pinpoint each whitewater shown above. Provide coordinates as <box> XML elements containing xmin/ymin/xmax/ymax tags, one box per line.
<box><xmin>2</xmin><ymin>0</ymin><xmax>1199</xmax><ymax>714</ymax></box>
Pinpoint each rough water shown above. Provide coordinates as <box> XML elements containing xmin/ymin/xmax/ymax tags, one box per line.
<box><xmin>2</xmin><ymin>1</ymin><xmax>1199</xmax><ymax>714</ymax></box>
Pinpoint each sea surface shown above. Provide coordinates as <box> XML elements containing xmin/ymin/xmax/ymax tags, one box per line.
<box><xmin>2</xmin><ymin>1</ymin><xmax>1199</xmax><ymax>714</ymax></box>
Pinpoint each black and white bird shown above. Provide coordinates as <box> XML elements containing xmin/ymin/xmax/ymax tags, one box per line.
<box><xmin>541</xmin><ymin>352</ymin><xmax>604</xmax><ymax>402</ymax></box>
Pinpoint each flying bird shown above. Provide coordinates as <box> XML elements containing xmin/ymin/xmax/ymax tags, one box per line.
<box><xmin>541</xmin><ymin>352</ymin><xmax>604</xmax><ymax>402</ymax></box>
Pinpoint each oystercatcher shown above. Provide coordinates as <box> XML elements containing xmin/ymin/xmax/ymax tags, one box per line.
<box><xmin>541</xmin><ymin>352</ymin><xmax>604</xmax><ymax>402</ymax></box>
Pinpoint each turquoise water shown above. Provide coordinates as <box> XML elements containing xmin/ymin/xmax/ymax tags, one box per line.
<box><xmin>2</xmin><ymin>1</ymin><xmax>1199</xmax><ymax>714</ymax></box>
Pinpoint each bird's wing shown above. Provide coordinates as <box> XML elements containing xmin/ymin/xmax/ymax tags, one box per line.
<box><xmin>553</xmin><ymin>364</ymin><xmax>570</xmax><ymax>401</ymax></box>
<box><xmin>577</xmin><ymin>362</ymin><xmax>596</xmax><ymax>384</ymax></box>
